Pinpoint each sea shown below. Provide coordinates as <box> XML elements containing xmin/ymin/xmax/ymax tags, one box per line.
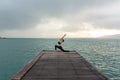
<box><xmin>0</xmin><ymin>38</ymin><xmax>120</xmax><ymax>80</ymax></box>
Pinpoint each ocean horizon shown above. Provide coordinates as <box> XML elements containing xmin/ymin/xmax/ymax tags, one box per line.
<box><xmin>0</xmin><ymin>38</ymin><xmax>120</xmax><ymax>80</ymax></box>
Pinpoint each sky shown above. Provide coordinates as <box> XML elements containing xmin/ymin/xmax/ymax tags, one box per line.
<box><xmin>0</xmin><ymin>0</ymin><xmax>120</xmax><ymax>38</ymax></box>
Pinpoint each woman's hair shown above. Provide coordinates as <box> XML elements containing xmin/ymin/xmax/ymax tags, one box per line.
<box><xmin>63</xmin><ymin>39</ymin><xmax>64</xmax><ymax>42</ymax></box>
<box><xmin>58</xmin><ymin>41</ymin><xmax>61</xmax><ymax>44</ymax></box>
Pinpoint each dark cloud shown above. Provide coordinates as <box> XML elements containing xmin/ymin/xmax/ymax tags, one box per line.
<box><xmin>0</xmin><ymin>0</ymin><xmax>120</xmax><ymax>31</ymax></box>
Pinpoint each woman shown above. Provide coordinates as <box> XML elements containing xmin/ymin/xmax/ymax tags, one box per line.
<box><xmin>55</xmin><ymin>34</ymin><xmax>69</xmax><ymax>52</ymax></box>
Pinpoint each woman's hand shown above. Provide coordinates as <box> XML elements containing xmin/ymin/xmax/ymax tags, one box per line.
<box><xmin>64</xmin><ymin>34</ymin><xmax>66</xmax><ymax>36</ymax></box>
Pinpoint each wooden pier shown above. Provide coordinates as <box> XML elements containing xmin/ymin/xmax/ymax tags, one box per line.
<box><xmin>11</xmin><ymin>50</ymin><xmax>111</xmax><ymax>80</ymax></box>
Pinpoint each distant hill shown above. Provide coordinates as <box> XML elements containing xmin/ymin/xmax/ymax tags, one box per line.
<box><xmin>101</xmin><ymin>34</ymin><xmax>120</xmax><ymax>39</ymax></box>
<box><xmin>0</xmin><ymin>37</ymin><xmax>6</xmax><ymax>39</ymax></box>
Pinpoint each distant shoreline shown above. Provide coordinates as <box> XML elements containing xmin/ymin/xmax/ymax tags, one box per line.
<box><xmin>0</xmin><ymin>37</ymin><xmax>6</xmax><ymax>39</ymax></box>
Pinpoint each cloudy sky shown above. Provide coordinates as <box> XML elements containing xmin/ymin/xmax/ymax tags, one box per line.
<box><xmin>0</xmin><ymin>0</ymin><xmax>120</xmax><ymax>38</ymax></box>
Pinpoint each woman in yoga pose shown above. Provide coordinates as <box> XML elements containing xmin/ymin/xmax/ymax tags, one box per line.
<box><xmin>55</xmin><ymin>34</ymin><xmax>69</xmax><ymax>52</ymax></box>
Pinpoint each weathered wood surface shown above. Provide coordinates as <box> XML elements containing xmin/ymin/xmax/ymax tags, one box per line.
<box><xmin>11</xmin><ymin>50</ymin><xmax>111</xmax><ymax>80</ymax></box>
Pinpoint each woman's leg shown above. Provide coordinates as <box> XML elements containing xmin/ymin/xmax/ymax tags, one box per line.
<box><xmin>55</xmin><ymin>45</ymin><xmax>57</xmax><ymax>50</ymax></box>
<box><xmin>55</xmin><ymin>45</ymin><xmax>69</xmax><ymax>52</ymax></box>
<box><xmin>55</xmin><ymin>45</ymin><xmax>64</xmax><ymax>51</ymax></box>
<box><xmin>59</xmin><ymin>46</ymin><xmax>65</xmax><ymax>52</ymax></box>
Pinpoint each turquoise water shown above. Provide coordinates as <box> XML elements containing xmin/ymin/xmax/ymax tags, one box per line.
<box><xmin>0</xmin><ymin>38</ymin><xmax>120</xmax><ymax>80</ymax></box>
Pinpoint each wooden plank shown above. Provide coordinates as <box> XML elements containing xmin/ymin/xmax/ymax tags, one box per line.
<box><xmin>11</xmin><ymin>50</ymin><xmax>111</xmax><ymax>80</ymax></box>
<box><xmin>11</xmin><ymin>50</ymin><xmax>45</xmax><ymax>80</ymax></box>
